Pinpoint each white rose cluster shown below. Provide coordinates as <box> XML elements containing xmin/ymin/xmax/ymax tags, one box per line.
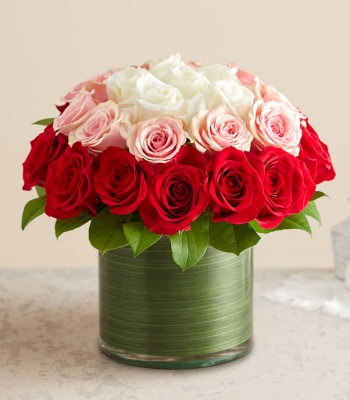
<box><xmin>54</xmin><ymin>54</ymin><xmax>303</xmax><ymax>162</ymax></box>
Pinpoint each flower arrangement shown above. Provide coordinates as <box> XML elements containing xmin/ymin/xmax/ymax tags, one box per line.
<box><xmin>22</xmin><ymin>54</ymin><xmax>335</xmax><ymax>270</ymax></box>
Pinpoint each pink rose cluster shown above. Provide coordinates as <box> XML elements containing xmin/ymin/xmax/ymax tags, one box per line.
<box><xmin>23</xmin><ymin>54</ymin><xmax>335</xmax><ymax>234</ymax></box>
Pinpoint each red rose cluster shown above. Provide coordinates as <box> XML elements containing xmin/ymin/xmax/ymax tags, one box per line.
<box><xmin>23</xmin><ymin>118</ymin><xmax>335</xmax><ymax>234</ymax></box>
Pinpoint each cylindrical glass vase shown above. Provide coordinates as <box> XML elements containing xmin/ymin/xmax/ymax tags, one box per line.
<box><xmin>99</xmin><ymin>237</ymin><xmax>253</xmax><ymax>369</ymax></box>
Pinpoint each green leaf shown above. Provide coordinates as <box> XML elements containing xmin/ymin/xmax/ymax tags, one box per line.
<box><xmin>123</xmin><ymin>221</ymin><xmax>162</xmax><ymax>257</ymax></box>
<box><xmin>32</xmin><ymin>118</ymin><xmax>54</xmax><ymax>127</ymax></box>
<box><xmin>35</xmin><ymin>186</ymin><xmax>46</xmax><ymax>197</ymax></box>
<box><xmin>312</xmin><ymin>191</ymin><xmax>328</xmax><ymax>201</ymax></box>
<box><xmin>209</xmin><ymin>221</ymin><xmax>260</xmax><ymax>255</ymax></box>
<box><xmin>89</xmin><ymin>207</ymin><xmax>128</xmax><ymax>254</ymax></box>
<box><xmin>169</xmin><ymin>215</ymin><xmax>209</xmax><ymax>271</ymax></box>
<box><xmin>250</xmin><ymin>211</ymin><xmax>312</xmax><ymax>235</ymax></box>
<box><xmin>55</xmin><ymin>211</ymin><xmax>92</xmax><ymax>239</ymax></box>
<box><xmin>21</xmin><ymin>196</ymin><xmax>47</xmax><ymax>230</ymax></box>
<box><xmin>249</xmin><ymin>220</ymin><xmax>269</xmax><ymax>234</ymax></box>
<box><xmin>303</xmin><ymin>201</ymin><xmax>321</xmax><ymax>225</ymax></box>
<box><xmin>277</xmin><ymin>213</ymin><xmax>312</xmax><ymax>233</ymax></box>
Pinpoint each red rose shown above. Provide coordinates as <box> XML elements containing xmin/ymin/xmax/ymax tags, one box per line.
<box><xmin>45</xmin><ymin>142</ymin><xmax>98</xmax><ymax>219</ymax></box>
<box><xmin>257</xmin><ymin>147</ymin><xmax>316</xmax><ymax>229</ymax></box>
<box><xmin>139</xmin><ymin>146</ymin><xmax>209</xmax><ymax>235</ymax></box>
<box><xmin>206</xmin><ymin>147</ymin><xmax>266</xmax><ymax>224</ymax></box>
<box><xmin>22</xmin><ymin>125</ymin><xmax>68</xmax><ymax>190</ymax></box>
<box><xmin>94</xmin><ymin>147</ymin><xmax>151</xmax><ymax>215</ymax></box>
<box><xmin>298</xmin><ymin>119</ymin><xmax>335</xmax><ymax>184</ymax></box>
<box><xmin>56</xmin><ymin>102</ymin><xmax>69</xmax><ymax>114</ymax></box>
<box><xmin>174</xmin><ymin>141</ymin><xmax>208</xmax><ymax>169</ymax></box>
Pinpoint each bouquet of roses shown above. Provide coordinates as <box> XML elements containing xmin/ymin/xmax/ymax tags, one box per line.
<box><xmin>22</xmin><ymin>54</ymin><xmax>335</xmax><ymax>269</ymax></box>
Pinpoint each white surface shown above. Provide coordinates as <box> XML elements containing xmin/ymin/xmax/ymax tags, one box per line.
<box><xmin>264</xmin><ymin>271</ymin><xmax>350</xmax><ymax>319</ymax></box>
<box><xmin>1</xmin><ymin>267</ymin><xmax>349</xmax><ymax>400</ymax></box>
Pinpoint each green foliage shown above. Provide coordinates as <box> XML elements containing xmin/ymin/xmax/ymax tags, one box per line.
<box><xmin>249</xmin><ymin>196</ymin><xmax>326</xmax><ymax>235</ymax></box>
<box><xmin>21</xmin><ymin>188</ymin><xmax>329</xmax><ymax>269</ymax></box>
<box><xmin>21</xmin><ymin>196</ymin><xmax>46</xmax><ymax>230</ymax></box>
<box><xmin>169</xmin><ymin>215</ymin><xmax>209</xmax><ymax>271</ymax></box>
<box><xmin>89</xmin><ymin>207</ymin><xmax>128</xmax><ymax>254</ymax></box>
<box><xmin>32</xmin><ymin>118</ymin><xmax>54</xmax><ymax>126</ymax></box>
<box><xmin>55</xmin><ymin>212</ymin><xmax>92</xmax><ymax>238</ymax></box>
<box><xmin>209</xmin><ymin>221</ymin><xmax>260</xmax><ymax>255</ymax></box>
<box><xmin>249</xmin><ymin>212</ymin><xmax>312</xmax><ymax>234</ymax></box>
<box><xmin>303</xmin><ymin>201</ymin><xmax>321</xmax><ymax>225</ymax></box>
<box><xmin>312</xmin><ymin>191</ymin><xmax>328</xmax><ymax>201</ymax></box>
<box><xmin>123</xmin><ymin>221</ymin><xmax>162</xmax><ymax>257</ymax></box>
<box><xmin>35</xmin><ymin>186</ymin><xmax>46</xmax><ymax>197</ymax></box>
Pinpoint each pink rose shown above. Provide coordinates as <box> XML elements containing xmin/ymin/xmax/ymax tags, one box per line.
<box><xmin>58</xmin><ymin>69</ymin><xmax>120</xmax><ymax>104</ymax></box>
<box><xmin>126</xmin><ymin>117</ymin><xmax>186</xmax><ymax>163</ymax></box>
<box><xmin>188</xmin><ymin>105</ymin><xmax>253</xmax><ymax>153</ymax></box>
<box><xmin>254</xmin><ymin>78</ymin><xmax>293</xmax><ymax>107</ymax></box>
<box><xmin>249</xmin><ymin>100</ymin><xmax>302</xmax><ymax>156</ymax></box>
<box><xmin>69</xmin><ymin>101</ymin><xmax>128</xmax><ymax>154</ymax></box>
<box><xmin>53</xmin><ymin>92</ymin><xmax>97</xmax><ymax>136</ymax></box>
<box><xmin>187</xmin><ymin>61</ymin><xmax>202</xmax><ymax>69</ymax></box>
<box><xmin>228</xmin><ymin>63</ymin><xmax>257</xmax><ymax>88</ymax></box>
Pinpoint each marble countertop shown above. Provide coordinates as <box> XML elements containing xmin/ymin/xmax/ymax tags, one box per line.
<box><xmin>0</xmin><ymin>267</ymin><xmax>349</xmax><ymax>400</ymax></box>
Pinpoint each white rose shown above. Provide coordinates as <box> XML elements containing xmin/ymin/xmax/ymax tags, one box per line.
<box><xmin>204</xmin><ymin>79</ymin><xmax>254</xmax><ymax>119</ymax></box>
<box><xmin>106</xmin><ymin>66</ymin><xmax>146</xmax><ymax>103</ymax></box>
<box><xmin>188</xmin><ymin>105</ymin><xmax>253</xmax><ymax>153</ymax></box>
<box><xmin>199</xmin><ymin>64</ymin><xmax>238</xmax><ymax>83</ymax></box>
<box><xmin>121</xmin><ymin>72</ymin><xmax>204</xmax><ymax>125</ymax></box>
<box><xmin>148</xmin><ymin>54</ymin><xmax>210</xmax><ymax>99</ymax></box>
<box><xmin>147</xmin><ymin>53</ymin><xmax>183</xmax><ymax>71</ymax></box>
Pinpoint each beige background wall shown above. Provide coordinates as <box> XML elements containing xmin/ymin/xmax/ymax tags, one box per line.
<box><xmin>1</xmin><ymin>0</ymin><xmax>349</xmax><ymax>268</ymax></box>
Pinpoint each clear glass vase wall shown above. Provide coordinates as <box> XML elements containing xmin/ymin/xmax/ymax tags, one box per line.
<box><xmin>99</xmin><ymin>238</ymin><xmax>253</xmax><ymax>369</ymax></box>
